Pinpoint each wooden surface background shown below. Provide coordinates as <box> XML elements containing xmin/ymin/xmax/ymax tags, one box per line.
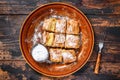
<box><xmin>0</xmin><ymin>0</ymin><xmax>120</xmax><ymax>80</ymax></box>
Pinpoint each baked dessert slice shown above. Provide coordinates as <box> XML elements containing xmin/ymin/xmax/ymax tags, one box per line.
<box><xmin>53</xmin><ymin>34</ymin><xmax>65</xmax><ymax>47</ymax></box>
<box><xmin>66</xmin><ymin>19</ymin><xmax>80</xmax><ymax>34</ymax></box>
<box><xmin>55</xmin><ymin>19</ymin><xmax>66</xmax><ymax>33</ymax></box>
<box><xmin>42</xmin><ymin>31</ymin><xmax>47</xmax><ymax>44</ymax></box>
<box><xmin>42</xmin><ymin>18</ymin><xmax>56</xmax><ymax>32</ymax></box>
<box><xmin>62</xmin><ymin>50</ymin><xmax>76</xmax><ymax>64</ymax></box>
<box><xmin>42</xmin><ymin>31</ymin><xmax>54</xmax><ymax>46</ymax></box>
<box><xmin>65</xmin><ymin>34</ymin><xmax>80</xmax><ymax>48</ymax></box>
<box><xmin>49</xmin><ymin>48</ymin><xmax>62</xmax><ymax>62</ymax></box>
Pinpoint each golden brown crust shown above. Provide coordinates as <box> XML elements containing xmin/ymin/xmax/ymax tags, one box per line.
<box><xmin>53</xmin><ymin>34</ymin><xmax>65</xmax><ymax>47</ymax></box>
<box><xmin>55</xmin><ymin>19</ymin><xmax>66</xmax><ymax>33</ymax></box>
<box><xmin>42</xmin><ymin>31</ymin><xmax>54</xmax><ymax>46</ymax></box>
<box><xmin>49</xmin><ymin>48</ymin><xmax>62</xmax><ymax>62</ymax></box>
<box><xmin>65</xmin><ymin>34</ymin><xmax>80</xmax><ymax>48</ymax></box>
<box><xmin>41</xmin><ymin>18</ymin><xmax>81</xmax><ymax>63</ymax></box>
<box><xmin>66</xmin><ymin>19</ymin><xmax>79</xmax><ymax>34</ymax></box>
<box><xmin>42</xmin><ymin>18</ymin><xmax>56</xmax><ymax>32</ymax></box>
<box><xmin>62</xmin><ymin>50</ymin><xmax>76</xmax><ymax>64</ymax></box>
<box><xmin>49</xmin><ymin>48</ymin><xmax>76</xmax><ymax>63</ymax></box>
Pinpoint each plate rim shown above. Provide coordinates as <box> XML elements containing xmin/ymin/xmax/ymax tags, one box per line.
<box><xmin>19</xmin><ymin>2</ymin><xmax>94</xmax><ymax>77</ymax></box>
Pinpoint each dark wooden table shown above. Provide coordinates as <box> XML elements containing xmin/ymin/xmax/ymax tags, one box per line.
<box><xmin>0</xmin><ymin>0</ymin><xmax>120</xmax><ymax>80</ymax></box>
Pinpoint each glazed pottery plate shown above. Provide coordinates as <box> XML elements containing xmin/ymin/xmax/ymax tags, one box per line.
<box><xmin>20</xmin><ymin>2</ymin><xmax>94</xmax><ymax>77</ymax></box>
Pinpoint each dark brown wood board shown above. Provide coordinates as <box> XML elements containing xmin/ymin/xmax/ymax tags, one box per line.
<box><xmin>0</xmin><ymin>0</ymin><xmax>120</xmax><ymax>80</ymax></box>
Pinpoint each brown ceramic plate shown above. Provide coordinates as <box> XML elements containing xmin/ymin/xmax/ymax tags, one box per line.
<box><xmin>20</xmin><ymin>2</ymin><xmax>94</xmax><ymax>77</ymax></box>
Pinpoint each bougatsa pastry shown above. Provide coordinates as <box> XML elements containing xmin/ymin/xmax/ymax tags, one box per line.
<box><xmin>38</xmin><ymin>18</ymin><xmax>81</xmax><ymax>63</ymax></box>
<box><xmin>42</xmin><ymin>18</ymin><xmax>56</xmax><ymax>32</ymax></box>
<box><xmin>53</xmin><ymin>34</ymin><xmax>65</xmax><ymax>47</ymax></box>
<box><xmin>42</xmin><ymin>31</ymin><xmax>47</xmax><ymax>44</ymax></box>
<box><xmin>49</xmin><ymin>48</ymin><xmax>62</xmax><ymax>62</ymax></box>
<box><xmin>65</xmin><ymin>34</ymin><xmax>80</xmax><ymax>48</ymax></box>
<box><xmin>66</xmin><ymin>19</ymin><xmax>80</xmax><ymax>34</ymax></box>
<box><xmin>62</xmin><ymin>50</ymin><xmax>76</xmax><ymax>64</ymax></box>
<box><xmin>42</xmin><ymin>31</ymin><xmax>54</xmax><ymax>46</ymax></box>
<box><xmin>45</xmin><ymin>32</ymin><xmax>54</xmax><ymax>46</ymax></box>
<box><xmin>55</xmin><ymin>19</ymin><xmax>66</xmax><ymax>33</ymax></box>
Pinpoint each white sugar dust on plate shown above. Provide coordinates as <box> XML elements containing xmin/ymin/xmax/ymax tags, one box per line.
<box><xmin>31</xmin><ymin>44</ymin><xmax>49</xmax><ymax>62</ymax></box>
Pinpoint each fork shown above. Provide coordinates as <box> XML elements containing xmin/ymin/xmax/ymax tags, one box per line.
<box><xmin>94</xmin><ymin>42</ymin><xmax>104</xmax><ymax>74</ymax></box>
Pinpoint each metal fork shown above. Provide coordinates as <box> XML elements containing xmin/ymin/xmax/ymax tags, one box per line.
<box><xmin>94</xmin><ymin>42</ymin><xmax>104</xmax><ymax>74</ymax></box>
<box><xmin>94</xmin><ymin>26</ymin><xmax>106</xmax><ymax>74</ymax></box>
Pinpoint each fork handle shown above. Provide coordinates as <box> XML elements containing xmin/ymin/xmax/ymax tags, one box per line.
<box><xmin>94</xmin><ymin>53</ymin><xmax>101</xmax><ymax>74</ymax></box>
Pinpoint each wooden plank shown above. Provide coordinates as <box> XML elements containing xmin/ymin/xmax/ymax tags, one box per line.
<box><xmin>0</xmin><ymin>0</ymin><xmax>119</xmax><ymax>80</ymax></box>
<box><xmin>89</xmin><ymin>43</ymin><xmax>120</xmax><ymax>62</ymax></box>
<box><xmin>0</xmin><ymin>0</ymin><xmax>120</xmax><ymax>14</ymax></box>
<box><xmin>0</xmin><ymin>60</ymin><xmax>119</xmax><ymax>80</ymax></box>
<box><xmin>94</xmin><ymin>27</ymin><xmax>120</xmax><ymax>42</ymax></box>
<box><xmin>0</xmin><ymin>15</ymin><xmax>120</xmax><ymax>61</ymax></box>
<box><xmin>88</xmin><ymin>15</ymin><xmax>120</xmax><ymax>27</ymax></box>
<box><xmin>0</xmin><ymin>15</ymin><xmax>120</xmax><ymax>33</ymax></box>
<box><xmin>0</xmin><ymin>42</ymin><xmax>120</xmax><ymax>62</ymax></box>
<box><xmin>0</xmin><ymin>15</ymin><xmax>120</xmax><ymax>32</ymax></box>
<box><xmin>0</xmin><ymin>60</ymin><xmax>42</xmax><ymax>80</ymax></box>
<box><xmin>0</xmin><ymin>15</ymin><xmax>118</xmax><ymax>43</ymax></box>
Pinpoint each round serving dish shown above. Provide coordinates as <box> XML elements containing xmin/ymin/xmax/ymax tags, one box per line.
<box><xmin>20</xmin><ymin>2</ymin><xmax>94</xmax><ymax>77</ymax></box>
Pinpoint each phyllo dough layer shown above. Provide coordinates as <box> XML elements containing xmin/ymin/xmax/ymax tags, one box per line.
<box><xmin>66</xmin><ymin>19</ymin><xmax>80</xmax><ymax>34</ymax></box>
<box><xmin>42</xmin><ymin>18</ymin><xmax>56</xmax><ymax>32</ymax></box>
<box><xmin>65</xmin><ymin>34</ymin><xmax>80</xmax><ymax>48</ymax></box>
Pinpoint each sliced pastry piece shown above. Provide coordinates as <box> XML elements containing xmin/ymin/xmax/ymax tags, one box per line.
<box><xmin>53</xmin><ymin>34</ymin><xmax>65</xmax><ymax>47</ymax></box>
<box><xmin>55</xmin><ymin>19</ymin><xmax>66</xmax><ymax>33</ymax></box>
<box><xmin>65</xmin><ymin>34</ymin><xmax>80</xmax><ymax>48</ymax></box>
<box><xmin>42</xmin><ymin>31</ymin><xmax>54</xmax><ymax>46</ymax></box>
<box><xmin>42</xmin><ymin>18</ymin><xmax>56</xmax><ymax>32</ymax></box>
<box><xmin>62</xmin><ymin>50</ymin><xmax>76</xmax><ymax>64</ymax></box>
<box><xmin>49</xmin><ymin>48</ymin><xmax>62</xmax><ymax>62</ymax></box>
<box><xmin>42</xmin><ymin>31</ymin><xmax>47</xmax><ymax>44</ymax></box>
<box><xmin>66</xmin><ymin>19</ymin><xmax>80</xmax><ymax>34</ymax></box>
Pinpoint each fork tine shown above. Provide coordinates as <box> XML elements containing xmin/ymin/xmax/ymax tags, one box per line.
<box><xmin>99</xmin><ymin>42</ymin><xmax>103</xmax><ymax>49</ymax></box>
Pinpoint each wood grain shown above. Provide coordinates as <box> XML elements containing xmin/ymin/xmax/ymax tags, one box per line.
<box><xmin>0</xmin><ymin>0</ymin><xmax>120</xmax><ymax>14</ymax></box>
<box><xmin>0</xmin><ymin>15</ymin><xmax>120</xmax><ymax>61</ymax></box>
<box><xmin>0</xmin><ymin>0</ymin><xmax>120</xmax><ymax>79</ymax></box>
<box><xmin>0</xmin><ymin>61</ymin><xmax>119</xmax><ymax>80</ymax></box>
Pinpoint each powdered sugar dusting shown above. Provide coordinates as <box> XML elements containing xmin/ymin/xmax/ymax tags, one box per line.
<box><xmin>62</xmin><ymin>52</ymin><xmax>74</xmax><ymax>60</ymax></box>
<box><xmin>56</xmin><ymin>19</ymin><xmax>66</xmax><ymax>33</ymax></box>
<box><xmin>66</xmin><ymin>35</ymin><xmax>77</xmax><ymax>47</ymax></box>
<box><xmin>55</xmin><ymin>34</ymin><xmax>65</xmax><ymax>43</ymax></box>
